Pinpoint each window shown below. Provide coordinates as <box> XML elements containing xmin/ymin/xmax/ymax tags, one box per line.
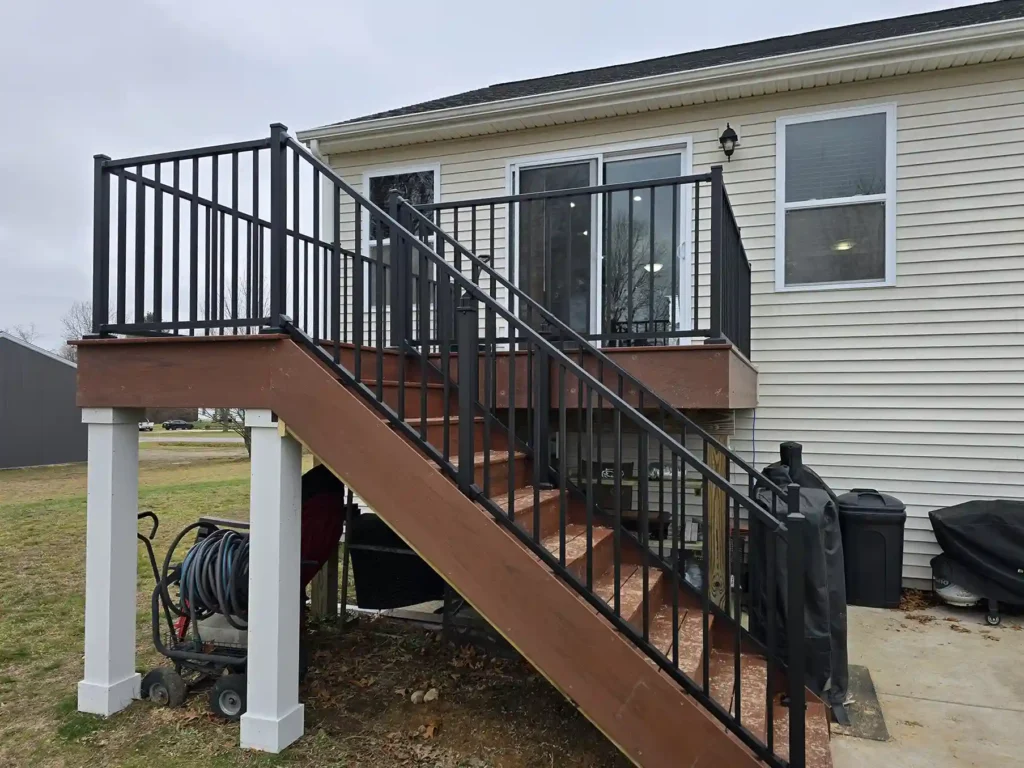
<box><xmin>776</xmin><ymin>105</ymin><xmax>895</xmax><ymax>290</ymax></box>
<box><xmin>363</xmin><ymin>166</ymin><xmax>438</xmax><ymax>306</ymax></box>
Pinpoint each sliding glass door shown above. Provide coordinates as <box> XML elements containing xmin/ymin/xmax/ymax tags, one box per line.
<box><xmin>511</xmin><ymin>147</ymin><xmax>687</xmax><ymax>344</ymax></box>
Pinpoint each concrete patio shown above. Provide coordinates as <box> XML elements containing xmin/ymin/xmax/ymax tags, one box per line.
<box><xmin>833</xmin><ymin>603</ymin><xmax>1024</xmax><ymax>767</ymax></box>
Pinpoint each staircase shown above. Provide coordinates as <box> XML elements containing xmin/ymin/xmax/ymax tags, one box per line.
<box><xmin>87</xmin><ymin>125</ymin><xmax>833</xmax><ymax>767</ymax></box>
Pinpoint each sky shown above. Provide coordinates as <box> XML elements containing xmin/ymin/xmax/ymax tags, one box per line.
<box><xmin>0</xmin><ymin>0</ymin><xmax>985</xmax><ymax>350</ymax></box>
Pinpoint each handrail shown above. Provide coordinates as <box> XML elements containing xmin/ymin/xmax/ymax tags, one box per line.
<box><xmin>398</xmin><ymin>189</ymin><xmax>786</xmax><ymax>505</ymax></box>
<box><xmin>286</xmin><ymin>136</ymin><xmax>785</xmax><ymax>528</ymax></box>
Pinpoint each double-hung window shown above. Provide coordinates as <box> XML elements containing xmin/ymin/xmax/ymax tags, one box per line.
<box><xmin>364</xmin><ymin>166</ymin><xmax>438</xmax><ymax>306</ymax></box>
<box><xmin>775</xmin><ymin>104</ymin><xmax>896</xmax><ymax>290</ymax></box>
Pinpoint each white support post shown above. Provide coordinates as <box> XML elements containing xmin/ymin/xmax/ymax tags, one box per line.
<box><xmin>240</xmin><ymin>409</ymin><xmax>304</xmax><ymax>752</ymax></box>
<box><xmin>78</xmin><ymin>407</ymin><xmax>143</xmax><ymax>716</ymax></box>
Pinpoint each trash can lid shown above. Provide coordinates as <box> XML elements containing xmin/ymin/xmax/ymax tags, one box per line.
<box><xmin>836</xmin><ymin>488</ymin><xmax>906</xmax><ymax>514</ymax></box>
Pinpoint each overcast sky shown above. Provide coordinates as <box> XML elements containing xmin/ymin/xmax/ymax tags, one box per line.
<box><xmin>0</xmin><ymin>0</ymin><xmax>982</xmax><ymax>349</ymax></box>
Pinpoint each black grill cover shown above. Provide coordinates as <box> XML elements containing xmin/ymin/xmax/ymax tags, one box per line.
<box><xmin>929</xmin><ymin>500</ymin><xmax>1024</xmax><ymax>604</ymax></box>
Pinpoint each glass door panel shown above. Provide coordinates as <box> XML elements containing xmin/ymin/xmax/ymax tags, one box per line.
<box><xmin>516</xmin><ymin>162</ymin><xmax>594</xmax><ymax>334</ymax></box>
<box><xmin>602</xmin><ymin>154</ymin><xmax>682</xmax><ymax>345</ymax></box>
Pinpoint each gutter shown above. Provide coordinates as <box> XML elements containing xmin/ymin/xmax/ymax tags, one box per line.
<box><xmin>298</xmin><ymin>15</ymin><xmax>1024</xmax><ymax>150</ymax></box>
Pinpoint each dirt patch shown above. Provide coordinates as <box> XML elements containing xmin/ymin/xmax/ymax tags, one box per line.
<box><xmin>904</xmin><ymin>613</ymin><xmax>937</xmax><ymax>625</ymax></box>
<box><xmin>302</xmin><ymin>617</ymin><xmax>630</xmax><ymax>767</ymax></box>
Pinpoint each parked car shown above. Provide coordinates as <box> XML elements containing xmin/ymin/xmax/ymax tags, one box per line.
<box><xmin>162</xmin><ymin>419</ymin><xmax>195</xmax><ymax>431</ymax></box>
<box><xmin>138</xmin><ymin>421</ymin><xmax>155</xmax><ymax>432</ymax></box>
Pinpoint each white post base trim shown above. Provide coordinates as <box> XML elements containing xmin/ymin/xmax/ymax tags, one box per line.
<box><xmin>77</xmin><ymin>674</ymin><xmax>141</xmax><ymax>717</ymax></box>
<box><xmin>240</xmin><ymin>703</ymin><xmax>305</xmax><ymax>752</ymax></box>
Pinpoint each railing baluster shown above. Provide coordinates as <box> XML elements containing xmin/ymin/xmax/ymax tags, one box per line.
<box><xmin>332</xmin><ymin>184</ymin><xmax>341</xmax><ymax>362</ymax></box>
<box><xmin>189</xmin><ymin>159</ymin><xmax>199</xmax><ymax>334</ymax></box>
<box><xmin>153</xmin><ymin>164</ymin><xmax>163</xmax><ymax>324</ymax></box>
<box><xmin>172</xmin><ymin>160</ymin><xmax>180</xmax><ymax>332</ymax></box>
<box><xmin>671</xmin><ymin>451</ymin><xmax>680</xmax><ymax>668</ymax></box>
<box><xmin>639</xmin><ymin>412</ymin><xmax>650</xmax><ymax>642</ymax></box>
<box><xmin>732</xmin><ymin>465</ymin><xmax>742</xmax><ymax>728</ymax></box>
<box><xmin>585</xmin><ymin>384</ymin><xmax>594</xmax><ymax>590</ymax></box>
<box><xmin>116</xmin><ymin>173</ymin><xmax>127</xmax><ymax>326</ymax></box>
<box><xmin>702</xmin><ymin>442</ymin><xmax>711</xmax><ymax>697</ymax></box>
<box><xmin>766</xmin><ymin>528</ymin><xmax>777</xmax><ymax>755</ymax></box>
<box><xmin>312</xmin><ymin>168</ymin><xmax>320</xmax><ymax>342</ymax></box>
<box><xmin>558</xmin><ymin>366</ymin><xmax>567</xmax><ymax>567</ymax></box>
<box><xmin>134</xmin><ymin>165</ymin><xmax>146</xmax><ymax>324</ymax></box>
<box><xmin>228</xmin><ymin>153</ymin><xmax>238</xmax><ymax>325</ymax></box>
<box><xmin>613</xmin><ymin>409</ymin><xmax>622</xmax><ymax>618</ymax></box>
<box><xmin>693</xmin><ymin>180</ymin><xmax>700</xmax><ymax>334</ymax></box>
<box><xmin>456</xmin><ymin>295</ymin><xmax>479</xmax><ymax>492</ymax></box>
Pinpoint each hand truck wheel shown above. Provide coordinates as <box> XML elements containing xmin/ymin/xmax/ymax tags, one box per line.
<box><xmin>210</xmin><ymin>674</ymin><xmax>247</xmax><ymax>720</ymax></box>
<box><xmin>141</xmin><ymin>667</ymin><xmax>187</xmax><ymax>708</ymax></box>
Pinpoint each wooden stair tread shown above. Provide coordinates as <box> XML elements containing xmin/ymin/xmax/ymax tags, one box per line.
<box><xmin>490</xmin><ymin>486</ymin><xmax>560</xmax><ymax>513</ymax></box>
<box><xmin>773</xmin><ymin>699</ymin><xmax>833</xmax><ymax>768</ymax></box>
<box><xmin>647</xmin><ymin>605</ymin><xmax>708</xmax><ymax>677</ymax></box>
<box><xmin>541</xmin><ymin>524</ymin><xmax>613</xmax><ymax>564</ymax></box>
<box><xmin>401</xmin><ymin>415</ymin><xmax>482</xmax><ymax>425</ymax></box>
<box><xmin>706</xmin><ymin>651</ymin><xmax>768</xmax><ymax>743</ymax></box>
<box><xmin>593</xmin><ymin>563</ymin><xmax>661</xmax><ymax>625</ymax></box>
<box><xmin>450</xmin><ymin>451</ymin><xmax>526</xmax><ymax>468</ymax></box>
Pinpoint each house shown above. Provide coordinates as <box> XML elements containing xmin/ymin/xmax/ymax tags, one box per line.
<box><xmin>0</xmin><ymin>332</ymin><xmax>87</xmax><ymax>469</ymax></box>
<box><xmin>73</xmin><ymin>2</ymin><xmax>1024</xmax><ymax>765</ymax></box>
<box><xmin>297</xmin><ymin>0</ymin><xmax>1024</xmax><ymax>590</ymax></box>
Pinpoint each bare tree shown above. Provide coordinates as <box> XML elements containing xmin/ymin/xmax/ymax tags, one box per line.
<box><xmin>1</xmin><ymin>323</ymin><xmax>40</xmax><ymax>344</ymax></box>
<box><xmin>602</xmin><ymin>217</ymin><xmax>673</xmax><ymax>338</ymax></box>
<box><xmin>57</xmin><ymin>300</ymin><xmax>97</xmax><ymax>362</ymax></box>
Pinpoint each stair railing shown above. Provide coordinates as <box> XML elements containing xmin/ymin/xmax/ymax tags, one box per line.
<box><xmin>89</xmin><ymin>124</ymin><xmax>808</xmax><ymax>767</ymax></box>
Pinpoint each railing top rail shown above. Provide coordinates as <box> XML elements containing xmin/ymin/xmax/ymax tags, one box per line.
<box><xmin>416</xmin><ymin>172</ymin><xmax>714</xmax><ymax>211</ymax></box>
<box><xmin>398</xmin><ymin>194</ymin><xmax>786</xmax><ymax>509</ymax></box>
<box><xmin>284</xmin><ymin>137</ymin><xmax>785</xmax><ymax>526</ymax></box>
<box><xmin>101</xmin><ymin>137</ymin><xmax>272</xmax><ymax>170</ymax></box>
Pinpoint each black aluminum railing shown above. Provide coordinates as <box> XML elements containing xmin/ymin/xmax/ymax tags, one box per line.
<box><xmin>90</xmin><ymin>124</ymin><xmax>806</xmax><ymax>767</ymax></box>
<box><xmin>413</xmin><ymin>165</ymin><xmax>752</xmax><ymax>358</ymax></box>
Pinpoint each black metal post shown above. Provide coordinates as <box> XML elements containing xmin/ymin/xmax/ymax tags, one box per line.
<box><xmin>91</xmin><ymin>154</ymin><xmax>111</xmax><ymax>334</ymax></box>
<box><xmin>786</xmin><ymin>482</ymin><xmax>807</xmax><ymax>768</ymax></box>
<box><xmin>707</xmin><ymin>164</ymin><xmax>726</xmax><ymax>345</ymax></box>
<box><xmin>269</xmin><ymin>123</ymin><xmax>289</xmax><ymax>328</ymax></box>
<box><xmin>456</xmin><ymin>295</ymin><xmax>479</xmax><ymax>493</ymax></box>
<box><xmin>780</xmin><ymin>441</ymin><xmax>804</xmax><ymax>477</ymax></box>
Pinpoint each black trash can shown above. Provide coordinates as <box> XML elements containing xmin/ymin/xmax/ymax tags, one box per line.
<box><xmin>836</xmin><ymin>489</ymin><xmax>906</xmax><ymax>608</ymax></box>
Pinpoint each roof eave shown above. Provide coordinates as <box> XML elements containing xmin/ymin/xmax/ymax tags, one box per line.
<box><xmin>298</xmin><ymin>16</ymin><xmax>1024</xmax><ymax>153</ymax></box>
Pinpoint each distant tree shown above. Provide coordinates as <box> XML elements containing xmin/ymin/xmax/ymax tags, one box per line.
<box><xmin>1</xmin><ymin>323</ymin><xmax>40</xmax><ymax>344</ymax></box>
<box><xmin>57</xmin><ymin>300</ymin><xmax>96</xmax><ymax>362</ymax></box>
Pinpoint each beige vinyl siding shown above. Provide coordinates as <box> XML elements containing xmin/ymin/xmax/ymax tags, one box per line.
<box><xmin>325</xmin><ymin>58</ymin><xmax>1024</xmax><ymax>588</ymax></box>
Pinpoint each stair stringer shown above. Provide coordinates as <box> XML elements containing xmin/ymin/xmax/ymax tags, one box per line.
<box><xmin>270</xmin><ymin>340</ymin><xmax>760</xmax><ymax>768</ymax></box>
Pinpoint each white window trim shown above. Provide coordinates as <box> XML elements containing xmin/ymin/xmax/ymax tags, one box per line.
<box><xmin>774</xmin><ymin>102</ymin><xmax>897</xmax><ymax>292</ymax></box>
<box><xmin>503</xmin><ymin>135</ymin><xmax>694</xmax><ymax>340</ymax></box>
<box><xmin>361</xmin><ymin>161</ymin><xmax>441</xmax><ymax>306</ymax></box>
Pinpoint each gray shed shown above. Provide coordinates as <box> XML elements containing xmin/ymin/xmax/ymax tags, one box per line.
<box><xmin>0</xmin><ymin>333</ymin><xmax>88</xmax><ymax>469</ymax></box>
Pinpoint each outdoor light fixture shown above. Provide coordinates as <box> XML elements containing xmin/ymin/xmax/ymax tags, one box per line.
<box><xmin>719</xmin><ymin>123</ymin><xmax>738</xmax><ymax>160</ymax></box>
<box><xmin>570</xmin><ymin>201</ymin><xmax>576</xmax><ymax>207</ymax></box>
<box><xmin>832</xmin><ymin>239</ymin><xmax>855</xmax><ymax>252</ymax></box>
<box><xmin>643</xmin><ymin>263</ymin><xmax>664</xmax><ymax>273</ymax></box>
<box><xmin>633</xmin><ymin>194</ymin><xmax>643</xmax><ymax>202</ymax></box>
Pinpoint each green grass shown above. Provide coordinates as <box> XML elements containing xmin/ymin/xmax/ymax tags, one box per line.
<box><xmin>0</xmin><ymin>449</ymin><xmax>620</xmax><ymax>768</ymax></box>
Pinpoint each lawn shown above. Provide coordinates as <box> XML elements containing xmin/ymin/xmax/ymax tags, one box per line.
<box><xmin>0</xmin><ymin>450</ymin><xmax>625</xmax><ymax>768</ymax></box>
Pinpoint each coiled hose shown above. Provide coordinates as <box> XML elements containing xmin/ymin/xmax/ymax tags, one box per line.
<box><xmin>160</xmin><ymin>524</ymin><xmax>250</xmax><ymax>631</ymax></box>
